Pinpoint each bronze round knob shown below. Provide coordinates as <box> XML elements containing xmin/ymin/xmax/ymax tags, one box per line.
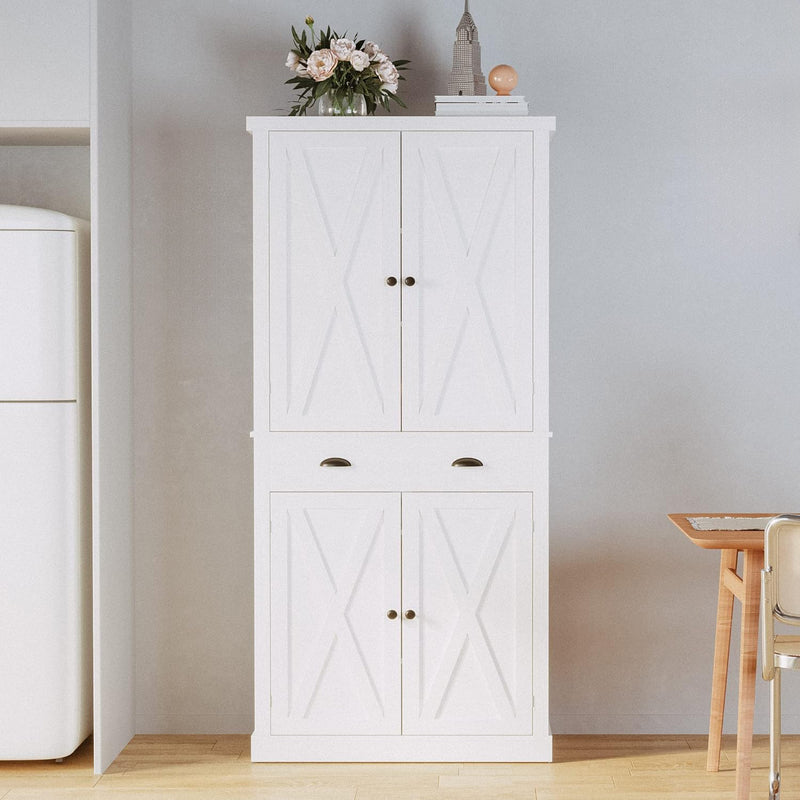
<box><xmin>404</xmin><ymin>276</ymin><xmax>416</xmax><ymax>286</ymax></box>
<box><xmin>404</xmin><ymin>609</ymin><xmax>416</xmax><ymax>620</ymax></box>
<box><xmin>386</xmin><ymin>609</ymin><xmax>398</xmax><ymax>620</ymax></box>
<box><xmin>385</xmin><ymin>276</ymin><xmax>398</xmax><ymax>286</ymax></box>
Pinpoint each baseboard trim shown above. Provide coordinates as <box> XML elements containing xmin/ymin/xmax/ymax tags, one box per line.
<box><xmin>135</xmin><ymin>714</ymin><xmax>253</xmax><ymax>734</ymax></box>
<box><xmin>550</xmin><ymin>713</ymin><xmax>800</xmax><ymax>735</ymax></box>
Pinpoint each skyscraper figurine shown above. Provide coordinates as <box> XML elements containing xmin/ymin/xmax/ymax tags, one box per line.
<box><xmin>447</xmin><ymin>0</ymin><xmax>487</xmax><ymax>96</ymax></box>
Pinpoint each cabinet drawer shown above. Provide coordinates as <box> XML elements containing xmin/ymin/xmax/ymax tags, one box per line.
<box><xmin>264</xmin><ymin>432</ymin><xmax>543</xmax><ymax>491</ymax></box>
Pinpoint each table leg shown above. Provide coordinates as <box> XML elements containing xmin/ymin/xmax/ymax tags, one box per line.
<box><xmin>707</xmin><ymin>549</ymin><xmax>737</xmax><ymax>772</ymax></box>
<box><xmin>735</xmin><ymin>549</ymin><xmax>763</xmax><ymax>800</ymax></box>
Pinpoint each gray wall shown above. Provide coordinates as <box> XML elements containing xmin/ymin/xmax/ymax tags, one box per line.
<box><xmin>0</xmin><ymin>147</ymin><xmax>89</xmax><ymax>219</ymax></box>
<box><xmin>131</xmin><ymin>0</ymin><xmax>800</xmax><ymax>733</ymax></box>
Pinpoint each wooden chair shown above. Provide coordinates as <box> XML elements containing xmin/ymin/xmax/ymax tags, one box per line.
<box><xmin>761</xmin><ymin>514</ymin><xmax>800</xmax><ymax>800</ymax></box>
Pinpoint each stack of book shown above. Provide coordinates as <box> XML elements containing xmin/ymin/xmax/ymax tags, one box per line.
<box><xmin>434</xmin><ymin>95</ymin><xmax>529</xmax><ymax>116</ymax></box>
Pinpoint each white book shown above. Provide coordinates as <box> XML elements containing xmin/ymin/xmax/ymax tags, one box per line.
<box><xmin>434</xmin><ymin>95</ymin><xmax>529</xmax><ymax>116</ymax></box>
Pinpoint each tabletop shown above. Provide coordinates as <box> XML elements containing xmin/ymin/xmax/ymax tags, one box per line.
<box><xmin>668</xmin><ymin>513</ymin><xmax>776</xmax><ymax>551</ymax></box>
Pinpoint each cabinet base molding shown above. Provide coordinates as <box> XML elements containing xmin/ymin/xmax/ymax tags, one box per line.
<box><xmin>251</xmin><ymin>732</ymin><xmax>553</xmax><ymax>762</ymax></box>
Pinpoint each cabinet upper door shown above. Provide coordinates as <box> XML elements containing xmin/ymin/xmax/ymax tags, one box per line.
<box><xmin>270</xmin><ymin>492</ymin><xmax>401</xmax><ymax>735</ymax></box>
<box><xmin>269</xmin><ymin>132</ymin><xmax>401</xmax><ymax>431</ymax></box>
<box><xmin>402</xmin><ymin>132</ymin><xmax>534</xmax><ymax>431</ymax></box>
<box><xmin>0</xmin><ymin>230</ymin><xmax>77</xmax><ymax>400</ymax></box>
<box><xmin>402</xmin><ymin>492</ymin><xmax>533</xmax><ymax>735</ymax></box>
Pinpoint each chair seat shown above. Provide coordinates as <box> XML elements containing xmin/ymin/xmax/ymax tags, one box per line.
<box><xmin>774</xmin><ymin>636</ymin><xmax>800</xmax><ymax>669</ymax></box>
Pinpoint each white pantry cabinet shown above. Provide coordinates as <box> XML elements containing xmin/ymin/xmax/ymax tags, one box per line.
<box><xmin>248</xmin><ymin>116</ymin><xmax>555</xmax><ymax>762</ymax></box>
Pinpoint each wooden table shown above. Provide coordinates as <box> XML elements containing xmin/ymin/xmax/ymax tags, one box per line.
<box><xmin>669</xmin><ymin>513</ymin><xmax>773</xmax><ymax>800</ymax></box>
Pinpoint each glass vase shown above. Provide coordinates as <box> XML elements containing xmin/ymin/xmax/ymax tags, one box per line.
<box><xmin>317</xmin><ymin>93</ymin><xmax>367</xmax><ymax>116</ymax></box>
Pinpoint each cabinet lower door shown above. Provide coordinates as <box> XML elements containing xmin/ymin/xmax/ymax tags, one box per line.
<box><xmin>402</xmin><ymin>493</ymin><xmax>533</xmax><ymax>735</ymax></box>
<box><xmin>270</xmin><ymin>492</ymin><xmax>401</xmax><ymax>734</ymax></box>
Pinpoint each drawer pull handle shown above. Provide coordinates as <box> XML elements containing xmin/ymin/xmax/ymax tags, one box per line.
<box><xmin>404</xmin><ymin>609</ymin><xmax>416</xmax><ymax>620</ymax></box>
<box><xmin>387</xmin><ymin>609</ymin><xmax>398</xmax><ymax>620</ymax></box>
<box><xmin>320</xmin><ymin>457</ymin><xmax>352</xmax><ymax>467</ymax></box>
<box><xmin>451</xmin><ymin>457</ymin><xmax>483</xmax><ymax>467</ymax></box>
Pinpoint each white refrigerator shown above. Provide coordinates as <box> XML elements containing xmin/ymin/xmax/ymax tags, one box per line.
<box><xmin>0</xmin><ymin>205</ymin><xmax>91</xmax><ymax>759</ymax></box>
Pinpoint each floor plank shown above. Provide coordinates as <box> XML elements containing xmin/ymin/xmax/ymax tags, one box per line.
<box><xmin>2</xmin><ymin>734</ymin><xmax>800</xmax><ymax>798</ymax></box>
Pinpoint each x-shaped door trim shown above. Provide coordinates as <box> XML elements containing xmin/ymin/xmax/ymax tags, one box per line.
<box><xmin>414</xmin><ymin>506</ymin><xmax>518</xmax><ymax>722</ymax></box>
<box><xmin>288</xmin><ymin>145</ymin><xmax>387</xmax><ymax>417</ymax></box>
<box><xmin>409</xmin><ymin>145</ymin><xmax>519</xmax><ymax>418</ymax></box>
<box><xmin>291</xmin><ymin>507</ymin><xmax>387</xmax><ymax>720</ymax></box>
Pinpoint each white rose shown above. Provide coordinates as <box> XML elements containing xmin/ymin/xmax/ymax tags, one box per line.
<box><xmin>330</xmin><ymin>38</ymin><xmax>355</xmax><ymax>60</ymax></box>
<box><xmin>363</xmin><ymin>41</ymin><xmax>381</xmax><ymax>58</ymax></box>
<box><xmin>376</xmin><ymin>59</ymin><xmax>399</xmax><ymax>89</ymax></box>
<box><xmin>349</xmin><ymin>50</ymin><xmax>370</xmax><ymax>72</ymax></box>
<box><xmin>372</xmin><ymin>51</ymin><xmax>389</xmax><ymax>65</ymax></box>
<box><xmin>306</xmin><ymin>48</ymin><xmax>338</xmax><ymax>81</ymax></box>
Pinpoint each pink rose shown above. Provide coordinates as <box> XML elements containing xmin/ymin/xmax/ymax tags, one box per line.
<box><xmin>306</xmin><ymin>49</ymin><xmax>338</xmax><ymax>81</ymax></box>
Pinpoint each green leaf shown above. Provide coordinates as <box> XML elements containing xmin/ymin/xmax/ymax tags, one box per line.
<box><xmin>312</xmin><ymin>78</ymin><xmax>330</xmax><ymax>98</ymax></box>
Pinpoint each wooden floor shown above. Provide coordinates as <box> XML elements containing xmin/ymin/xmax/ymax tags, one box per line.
<box><xmin>1</xmin><ymin>734</ymin><xmax>799</xmax><ymax>799</ymax></box>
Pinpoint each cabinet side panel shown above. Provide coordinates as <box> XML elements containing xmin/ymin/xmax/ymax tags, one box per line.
<box><xmin>252</xmin><ymin>130</ymin><xmax>270</xmax><ymax>743</ymax></box>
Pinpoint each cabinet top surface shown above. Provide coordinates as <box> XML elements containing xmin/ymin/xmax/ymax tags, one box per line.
<box><xmin>246</xmin><ymin>115</ymin><xmax>556</xmax><ymax>133</ymax></box>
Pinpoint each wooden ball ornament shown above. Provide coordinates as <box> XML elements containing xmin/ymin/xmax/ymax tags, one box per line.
<box><xmin>488</xmin><ymin>64</ymin><xmax>518</xmax><ymax>96</ymax></box>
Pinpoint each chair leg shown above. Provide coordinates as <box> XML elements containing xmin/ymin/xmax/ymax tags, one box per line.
<box><xmin>771</xmin><ymin>669</ymin><xmax>781</xmax><ymax>800</ymax></box>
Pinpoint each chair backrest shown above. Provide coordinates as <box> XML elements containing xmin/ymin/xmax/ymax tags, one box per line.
<box><xmin>765</xmin><ymin>514</ymin><xmax>800</xmax><ymax>624</ymax></box>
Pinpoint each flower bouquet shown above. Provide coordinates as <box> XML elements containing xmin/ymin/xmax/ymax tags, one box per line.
<box><xmin>285</xmin><ymin>16</ymin><xmax>409</xmax><ymax>116</ymax></box>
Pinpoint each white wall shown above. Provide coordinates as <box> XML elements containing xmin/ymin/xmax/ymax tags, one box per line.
<box><xmin>130</xmin><ymin>0</ymin><xmax>800</xmax><ymax>733</ymax></box>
